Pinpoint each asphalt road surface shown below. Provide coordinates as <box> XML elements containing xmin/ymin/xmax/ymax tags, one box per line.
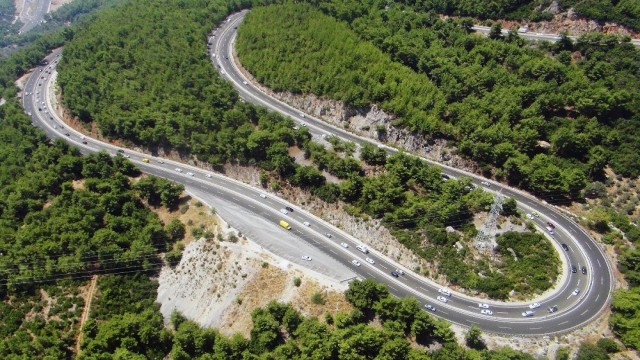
<box><xmin>21</xmin><ymin>14</ymin><xmax>613</xmax><ymax>334</ymax></box>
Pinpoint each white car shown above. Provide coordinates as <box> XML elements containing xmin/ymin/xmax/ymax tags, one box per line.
<box><xmin>259</xmin><ymin>193</ymin><xmax>266</xmax><ymax>198</ymax></box>
<box><xmin>340</xmin><ymin>242</ymin><xmax>349</xmax><ymax>248</ymax></box>
<box><xmin>356</xmin><ymin>245</ymin><xmax>369</xmax><ymax>254</ymax></box>
<box><xmin>395</xmin><ymin>269</ymin><xmax>404</xmax><ymax>275</ymax></box>
<box><xmin>365</xmin><ymin>257</ymin><xmax>375</xmax><ymax>265</ymax></box>
<box><xmin>480</xmin><ymin>181</ymin><xmax>490</xmax><ymax>187</ymax></box>
<box><xmin>529</xmin><ymin>303</ymin><xmax>541</xmax><ymax>309</ymax></box>
<box><xmin>301</xmin><ymin>256</ymin><xmax>312</xmax><ymax>261</ymax></box>
<box><xmin>303</xmin><ymin>221</ymin><xmax>310</xmax><ymax>227</ymax></box>
<box><xmin>300</xmin><ymin>114</ymin><xmax>305</xmax><ymax>118</ymax></box>
<box><xmin>158</xmin><ymin>160</ymin><xmax>165</xmax><ymax>164</ymax></box>
<box><xmin>279</xmin><ymin>208</ymin><xmax>288</xmax><ymax>215</ymax></box>
<box><xmin>478</xmin><ymin>303</ymin><xmax>490</xmax><ymax>309</ymax></box>
<box><xmin>572</xmin><ymin>289</ymin><xmax>580</xmax><ymax>296</ymax></box>
<box><xmin>325</xmin><ymin>233</ymin><xmax>332</xmax><ymax>238</ymax></box>
<box><xmin>438</xmin><ymin>288</ymin><xmax>452</xmax><ymax>297</ymax></box>
<box><xmin>124</xmin><ymin>154</ymin><xmax>130</xmax><ymax>158</ymax></box>
<box><xmin>480</xmin><ymin>309</ymin><xmax>493</xmax><ymax>315</ymax></box>
<box><xmin>522</xmin><ymin>310</ymin><xmax>535</xmax><ymax>317</ymax></box>
<box><xmin>242</xmin><ymin>81</ymin><xmax>248</xmax><ymax>85</ymax></box>
<box><xmin>205</xmin><ymin>174</ymin><xmax>212</xmax><ymax>178</ymax></box>
<box><xmin>175</xmin><ymin>168</ymin><xmax>182</xmax><ymax>172</ymax></box>
<box><xmin>186</xmin><ymin>172</ymin><xmax>194</xmax><ymax>177</ymax></box>
<box><xmin>526</xmin><ymin>213</ymin><xmax>535</xmax><ymax>220</ymax></box>
<box><xmin>351</xmin><ymin>260</ymin><xmax>361</xmax><ymax>267</ymax></box>
<box><xmin>436</xmin><ymin>296</ymin><xmax>448</xmax><ymax>303</ymax></box>
<box><xmin>425</xmin><ymin>304</ymin><xmax>436</xmax><ymax>312</ymax></box>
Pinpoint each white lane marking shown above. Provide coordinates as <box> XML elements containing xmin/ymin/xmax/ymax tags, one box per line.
<box><xmin>530</xmin><ymin>327</ymin><xmax>542</xmax><ymax>330</ymax></box>
<box><xmin>440</xmin><ymin>310</ymin><xmax>449</xmax><ymax>315</ymax></box>
<box><xmin>559</xmin><ymin>320</ymin><xmax>568</xmax><ymax>325</ymax></box>
<box><xmin>467</xmin><ymin>320</ymin><xmax>478</xmax><ymax>324</ymax></box>
<box><xmin>499</xmin><ymin>326</ymin><xmax>512</xmax><ymax>330</ymax></box>
<box><xmin>419</xmin><ymin>286</ymin><xmax>429</xmax><ymax>292</ymax></box>
<box><xmin>328</xmin><ymin>249</ymin><xmax>337</xmax><ymax>255</ymax></box>
<box><xmin>595</xmin><ymin>294</ymin><xmax>600</xmax><ymax>302</ymax></box>
<box><xmin>577</xmin><ymin>279</ymin><xmax>580</xmax><ymax>286</ymax></box>
<box><xmin>496</xmin><ymin>311</ymin><xmax>508</xmax><ymax>314</ymax></box>
<box><xmin>247</xmin><ymin>204</ymin><xmax>255</xmax><ymax>209</ymax></box>
<box><xmin>389</xmin><ymin>285</ymin><xmax>399</xmax><ymax>292</ymax></box>
<box><xmin>601</xmin><ymin>277</ymin><xmax>604</xmax><ymax>285</ymax></box>
<box><xmin>585</xmin><ymin>242</ymin><xmax>592</xmax><ymax>250</ymax></box>
<box><xmin>581</xmin><ymin>310</ymin><xmax>588</xmax><ymax>316</ymax></box>
<box><xmin>597</xmin><ymin>259</ymin><xmax>602</xmax><ymax>268</ymax></box>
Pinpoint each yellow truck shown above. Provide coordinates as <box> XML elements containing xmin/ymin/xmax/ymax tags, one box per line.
<box><xmin>142</xmin><ymin>158</ymin><xmax>150</xmax><ymax>163</ymax></box>
<box><xmin>279</xmin><ymin>220</ymin><xmax>291</xmax><ymax>230</ymax></box>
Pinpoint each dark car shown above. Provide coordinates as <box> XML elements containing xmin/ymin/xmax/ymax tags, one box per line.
<box><xmin>571</xmin><ymin>265</ymin><xmax>577</xmax><ymax>273</ymax></box>
<box><xmin>117</xmin><ymin>149</ymin><xmax>124</xmax><ymax>153</ymax></box>
<box><xmin>441</xmin><ymin>174</ymin><xmax>450</xmax><ymax>180</ymax></box>
<box><xmin>64</xmin><ymin>133</ymin><xmax>70</xmax><ymax>137</ymax></box>
<box><xmin>547</xmin><ymin>222</ymin><xmax>555</xmax><ymax>229</ymax></box>
<box><xmin>285</xmin><ymin>206</ymin><xmax>294</xmax><ymax>213</ymax></box>
<box><xmin>390</xmin><ymin>271</ymin><xmax>399</xmax><ymax>278</ymax></box>
<box><xmin>548</xmin><ymin>305</ymin><xmax>558</xmax><ymax>313</ymax></box>
<box><xmin>82</xmin><ymin>141</ymin><xmax>88</xmax><ymax>145</ymax></box>
<box><xmin>581</xmin><ymin>266</ymin><xmax>587</xmax><ymax>275</ymax></box>
<box><xmin>561</xmin><ymin>244</ymin><xmax>569</xmax><ymax>251</ymax></box>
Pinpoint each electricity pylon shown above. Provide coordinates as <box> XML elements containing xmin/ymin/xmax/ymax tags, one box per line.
<box><xmin>474</xmin><ymin>193</ymin><xmax>503</xmax><ymax>254</ymax></box>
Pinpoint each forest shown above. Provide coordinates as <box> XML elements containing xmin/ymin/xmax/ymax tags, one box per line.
<box><xmin>237</xmin><ymin>1</ymin><xmax>640</xmax><ymax>202</ymax></box>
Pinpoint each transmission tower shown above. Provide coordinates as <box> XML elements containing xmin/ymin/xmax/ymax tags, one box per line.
<box><xmin>474</xmin><ymin>193</ymin><xmax>503</xmax><ymax>254</ymax></box>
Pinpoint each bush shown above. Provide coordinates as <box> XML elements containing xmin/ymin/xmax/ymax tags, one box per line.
<box><xmin>311</xmin><ymin>292</ymin><xmax>325</xmax><ymax>305</ymax></box>
<box><xmin>293</xmin><ymin>277</ymin><xmax>301</xmax><ymax>287</ymax></box>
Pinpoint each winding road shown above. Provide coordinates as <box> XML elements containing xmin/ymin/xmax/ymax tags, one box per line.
<box><xmin>20</xmin><ymin>10</ymin><xmax>614</xmax><ymax>336</ymax></box>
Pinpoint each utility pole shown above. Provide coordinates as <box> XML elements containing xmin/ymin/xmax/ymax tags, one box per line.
<box><xmin>474</xmin><ymin>193</ymin><xmax>503</xmax><ymax>254</ymax></box>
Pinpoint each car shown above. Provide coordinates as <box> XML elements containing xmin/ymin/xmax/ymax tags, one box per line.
<box><xmin>259</xmin><ymin>193</ymin><xmax>266</xmax><ymax>198</ymax></box>
<box><xmin>572</xmin><ymin>289</ymin><xmax>580</xmax><ymax>296</ymax></box>
<box><xmin>547</xmin><ymin>222</ymin><xmax>555</xmax><ymax>229</ymax></box>
<box><xmin>395</xmin><ymin>269</ymin><xmax>404</xmax><ymax>275</ymax></box>
<box><xmin>548</xmin><ymin>305</ymin><xmax>558</xmax><ymax>313</ymax></box>
<box><xmin>526</xmin><ymin>213</ymin><xmax>535</xmax><ymax>220</ymax></box>
<box><xmin>285</xmin><ymin>206</ymin><xmax>294</xmax><ymax>213</ymax></box>
<box><xmin>64</xmin><ymin>133</ymin><xmax>70</xmax><ymax>136</ymax></box>
<box><xmin>441</xmin><ymin>174</ymin><xmax>450</xmax><ymax>180</ymax></box>
<box><xmin>118</xmin><ymin>149</ymin><xmax>125</xmax><ymax>153</ymax></box>
<box><xmin>351</xmin><ymin>259</ymin><xmax>361</xmax><ymax>267</ymax></box>
<box><xmin>205</xmin><ymin>174</ymin><xmax>212</xmax><ymax>178</ymax></box>
<box><xmin>480</xmin><ymin>181</ymin><xmax>490</xmax><ymax>187</ymax></box>
<box><xmin>300</xmin><ymin>114</ymin><xmax>305</xmax><ymax>118</ymax></box>
<box><xmin>436</xmin><ymin>296</ymin><xmax>448</xmax><ymax>303</ymax></box>
<box><xmin>82</xmin><ymin>141</ymin><xmax>88</xmax><ymax>145</ymax></box>
<box><xmin>340</xmin><ymin>242</ymin><xmax>349</xmax><ymax>248</ymax></box>
<box><xmin>425</xmin><ymin>304</ymin><xmax>436</xmax><ymax>312</ymax></box>
<box><xmin>390</xmin><ymin>271</ymin><xmax>399</xmax><ymax>278</ymax></box>
<box><xmin>301</xmin><ymin>256</ymin><xmax>312</xmax><ymax>261</ymax></box>
<box><xmin>480</xmin><ymin>309</ymin><xmax>493</xmax><ymax>315</ymax></box>
<box><xmin>124</xmin><ymin>154</ymin><xmax>130</xmax><ymax>158</ymax></box>
<box><xmin>242</xmin><ymin>81</ymin><xmax>248</xmax><ymax>85</ymax></box>
<box><xmin>438</xmin><ymin>288</ymin><xmax>452</xmax><ymax>297</ymax></box>
<box><xmin>158</xmin><ymin>160</ymin><xmax>165</xmax><ymax>164</ymax></box>
<box><xmin>581</xmin><ymin>266</ymin><xmax>587</xmax><ymax>275</ymax></box>
<box><xmin>561</xmin><ymin>244</ymin><xmax>569</xmax><ymax>251</ymax></box>
<box><xmin>571</xmin><ymin>265</ymin><xmax>577</xmax><ymax>273</ymax></box>
<box><xmin>303</xmin><ymin>221</ymin><xmax>310</xmax><ymax>227</ymax></box>
<box><xmin>365</xmin><ymin>258</ymin><xmax>375</xmax><ymax>265</ymax></box>
<box><xmin>532</xmin><ymin>211</ymin><xmax>540</xmax><ymax>217</ymax></box>
<box><xmin>279</xmin><ymin>208</ymin><xmax>288</xmax><ymax>215</ymax></box>
<box><xmin>478</xmin><ymin>303</ymin><xmax>490</xmax><ymax>309</ymax></box>
<box><xmin>546</xmin><ymin>226</ymin><xmax>555</xmax><ymax>235</ymax></box>
<box><xmin>186</xmin><ymin>172</ymin><xmax>194</xmax><ymax>176</ymax></box>
<box><xmin>522</xmin><ymin>311</ymin><xmax>535</xmax><ymax>317</ymax></box>
<box><xmin>356</xmin><ymin>245</ymin><xmax>369</xmax><ymax>254</ymax></box>
<box><xmin>38</xmin><ymin>108</ymin><xmax>41</xmax><ymax>111</ymax></box>
<box><xmin>529</xmin><ymin>303</ymin><xmax>541</xmax><ymax>309</ymax></box>
<box><xmin>175</xmin><ymin>168</ymin><xmax>182</xmax><ymax>172</ymax></box>
<box><xmin>325</xmin><ymin>233</ymin><xmax>332</xmax><ymax>238</ymax></box>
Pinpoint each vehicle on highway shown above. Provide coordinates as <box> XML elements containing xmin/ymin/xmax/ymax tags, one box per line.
<box><xmin>395</xmin><ymin>269</ymin><xmax>404</xmax><ymax>275</ymax></box>
<box><xmin>547</xmin><ymin>222</ymin><xmax>556</xmax><ymax>229</ymax></box>
<box><xmin>356</xmin><ymin>245</ymin><xmax>369</xmax><ymax>254</ymax></box>
<box><xmin>529</xmin><ymin>303</ymin><xmax>541</xmax><ymax>309</ymax></box>
<box><xmin>522</xmin><ymin>311</ymin><xmax>535</xmax><ymax>317</ymax></box>
<box><xmin>64</xmin><ymin>133</ymin><xmax>70</xmax><ymax>136</ymax></box>
<box><xmin>561</xmin><ymin>243</ymin><xmax>569</xmax><ymax>251</ymax></box>
<box><xmin>279</xmin><ymin>220</ymin><xmax>291</xmax><ymax>230</ymax></box>
<box><xmin>118</xmin><ymin>149</ymin><xmax>124</xmax><ymax>153</ymax></box>
<box><xmin>526</xmin><ymin>213</ymin><xmax>535</xmax><ymax>220</ymax></box>
<box><xmin>303</xmin><ymin>221</ymin><xmax>310</xmax><ymax>227</ymax></box>
<box><xmin>325</xmin><ymin>233</ymin><xmax>332</xmax><ymax>238</ymax></box>
<box><xmin>259</xmin><ymin>193</ymin><xmax>266</xmax><ymax>198</ymax></box>
<box><xmin>480</xmin><ymin>181</ymin><xmax>490</xmax><ymax>187</ymax></box>
<box><xmin>82</xmin><ymin>141</ymin><xmax>88</xmax><ymax>145</ymax></box>
<box><xmin>436</xmin><ymin>296</ymin><xmax>448</xmax><ymax>303</ymax></box>
<box><xmin>390</xmin><ymin>271</ymin><xmax>399</xmax><ymax>278</ymax></box>
<box><xmin>175</xmin><ymin>168</ymin><xmax>182</xmax><ymax>172</ymax></box>
<box><xmin>438</xmin><ymin>288</ymin><xmax>452</xmax><ymax>297</ymax></box>
<box><xmin>301</xmin><ymin>256</ymin><xmax>312</xmax><ymax>261</ymax></box>
<box><xmin>478</xmin><ymin>303</ymin><xmax>490</xmax><ymax>309</ymax></box>
<box><xmin>571</xmin><ymin>265</ymin><xmax>577</xmax><ymax>274</ymax></box>
<box><xmin>351</xmin><ymin>260</ymin><xmax>361</xmax><ymax>267</ymax></box>
<box><xmin>186</xmin><ymin>171</ymin><xmax>194</xmax><ymax>176</ymax></box>
<box><xmin>205</xmin><ymin>174</ymin><xmax>212</xmax><ymax>178</ymax></box>
<box><xmin>480</xmin><ymin>309</ymin><xmax>493</xmax><ymax>315</ymax></box>
<box><xmin>365</xmin><ymin>257</ymin><xmax>375</xmax><ymax>265</ymax></box>
<box><xmin>425</xmin><ymin>304</ymin><xmax>436</xmax><ymax>312</ymax></box>
<box><xmin>300</xmin><ymin>113</ymin><xmax>305</xmax><ymax>118</ymax></box>
<box><xmin>548</xmin><ymin>305</ymin><xmax>558</xmax><ymax>313</ymax></box>
<box><xmin>242</xmin><ymin>81</ymin><xmax>248</xmax><ymax>85</ymax></box>
<box><xmin>124</xmin><ymin>154</ymin><xmax>130</xmax><ymax>158</ymax></box>
<box><xmin>279</xmin><ymin>208</ymin><xmax>288</xmax><ymax>215</ymax></box>
<box><xmin>441</xmin><ymin>174</ymin><xmax>450</xmax><ymax>180</ymax></box>
<box><xmin>533</xmin><ymin>211</ymin><xmax>540</xmax><ymax>217</ymax></box>
<box><xmin>572</xmin><ymin>289</ymin><xmax>580</xmax><ymax>296</ymax></box>
<box><xmin>582</xmin><ymin>266</ymin><xmax>587</xmax><ymax>275</ymax></box>
<box><xmin>546</xmin><ymin>226</ymin><xmax>555</xmax><ymax>235</ymax></box>
<box><xmin>340</xmin><ymin>242</ymin><xmax>349</xmax><ymax>248</ymax></box>
<box><xmin>142</xmin><ymin>157</ymin><xmax>149</xmax><ymax>163</ymax></box>
<box><xmin>158</xmin><ymin>160</ymin><xmax>164</xmax><ymax>164</ymax></box>
<box><xmin>285</xmin><ymin>206</ymin><xmax>294</xmax><ymax>212</ymax></box>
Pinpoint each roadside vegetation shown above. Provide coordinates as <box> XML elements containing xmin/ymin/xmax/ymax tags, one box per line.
<box><xmin>237</xmin><ymin>2</ymin><xmax>640</xmax><ymax>202</ymax></box>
